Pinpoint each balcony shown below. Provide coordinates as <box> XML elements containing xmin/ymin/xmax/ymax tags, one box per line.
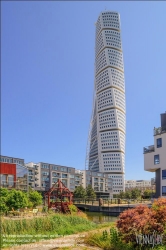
<box><xmin>62</xmin><ymin>174</ymin><xmax>68</xmax><ymax>178</ymax></box>
<box><xmin>52</xmin><ymin>173</ymin><xmax>61</xmax><ymax>177</ymax></box>
<box><xmin>75</xmin><ymin>178</ymin><xmax>81</xmax><ymax>181</ymax></box>
<box><xmin>28</xmin><ymin>172</ymin><xmax>34</xmax><ymax>176</ymax></box>
<box><xmin>29</xmin><ymin>179</ymin><xmax>34</xmax><ymax>182</ymax></box>
<box><xmin>154</xmin><ymin>126</ymin><xmax>166</xmax><ymax>136</ymax></box>
<box><xmin>143</xmin><ymin>145</ymin><xmax>154</xmax><ymax>154</ymax></box>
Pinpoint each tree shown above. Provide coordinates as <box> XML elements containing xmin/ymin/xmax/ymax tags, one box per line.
<box><xmin>86</xmin><ymin>185</ymin><xmax>96</xmax><ymax>199</ymax></box>
<box><xmin>131</xmin><ymin>188</ymin><xmax>141</xmax><ymax>199</ymax></box>
<box><xmin>124</xmin><ymin>190</ymin><xmax>132</xmax><ymax>199</ymax></box>
<box><xmin>28</xmin><ymin>190</ymin><xmax>43</xmax><ymax>208</ymax></box>
<box><xmin>0</xmin><ymin>197</ymin><xmax>8</xmax><ymax>214</ymax></box>
<box><xmin>118</xmin><ymin>191</ymin><xmax>125</xmax><ymax>199</ymax></box>
<box><xmin>6</xmin><ymin>189</ymin><xmax>28</xmax><ymax>210</ymax></box>
<box><xmin>143</xmin><ymin>189</ymin><xmax>155</xmax><ymax>199</ymax></box>
<box><xmin>73</xmin><ymin>185</ymin><xmax>86</xmax><ymax>199</ymax></box>
<box><xmin>0</xmin><ymin>188</ymin><xmax>9</xmax><ymax>213</ymax></box>
<box><xmin>0</xmin><ymin>187</ymin><xmax>9</xmax><ymax>197</ymax></box>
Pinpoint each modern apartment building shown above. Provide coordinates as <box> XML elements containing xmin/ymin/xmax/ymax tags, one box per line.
<box><xmin>86</xmin><ymin>11</ymin><xmax>126</xmax><ymax>194</ymax></box>
<box><xmin>0</xmin><ymin>155</ymin><xmax>24</xmax><ymax>165</ymax></box>
<box><xmin>25</xmin><ymin>162</ymin><xmax>40</xmax><ymax>189</ymax></box>
<box><xmin>144</xmin><ymin>112</ymin><xmax>166</xmax><ymax>197</ymax></box>
<box><xmin>0</xmin><ymin>155</ymin><xmax>112</xmax><ymax>196</ymax></box>
<box><xmin>125</xmin><ymin>179</ymin><xmax>154</xmax><ymax>191</ymax></box>
<box><xmin>81</xmin><ymin>170</ymin><xmax>113</xmax><ymax>198</ymax></box>
<box><xmin>0</xmin><ymin>156</ymin><xmax>28</xmax><ymax>191</ymax></box>
<box><xmin>25</xmin><ymin>162</ymin><xmax>76</xmax><ymax>192</ymax></box>
<box><xmin>74</xmin><ymin>170</ymin><xmax>83</xmax><ymax>189</ymax></box>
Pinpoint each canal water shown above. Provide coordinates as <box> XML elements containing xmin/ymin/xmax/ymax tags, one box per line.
<box><xmin>85</xmin><ymin>211</ymin><xmax>118</xmax><ymax>224</ymax></box>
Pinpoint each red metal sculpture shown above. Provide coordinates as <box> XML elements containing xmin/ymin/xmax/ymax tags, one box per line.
<box><xmin>44</xmin><ymin>179</ymin><xmax>73</xmax><ymax>213</ymax></box>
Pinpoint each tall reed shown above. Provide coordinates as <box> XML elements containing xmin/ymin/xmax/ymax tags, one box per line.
<box><xmin>1</xmin><ymin>214</ymin><xmax>96</xmax><ymax>248</ymax></box>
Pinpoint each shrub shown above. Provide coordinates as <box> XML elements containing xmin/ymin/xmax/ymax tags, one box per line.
<box><xmin>84</xmin><ymin>226</ymin><xmax>133</xmax><ymax>250</ymax></box>
<box><xmin>28</xmin><ymin>190</ymin><xmax>43</xmax><ymax>208</ymax></box>
<box><xmin>116</xmin><ymin>198</ymin><xmax>166</xmax><ymax>244</ymax></box>
<box><xmin>42</xmin><ymin>206</ymin><xmax>48</xmax><ymax>213</ymax></box>
<box><xmin>68</xmin><ymin>204</ymin><xmax>78</xmax><ymax>213</ymax></box>
<box><xmin>0</xmin><ymin>197</ymin><xmax>8</xmax><ymax>214</ymax></box>
<box><xmin>6</xmin><ymin>190</ymin><xmax>28</xmax><ymax>210</ymax></box>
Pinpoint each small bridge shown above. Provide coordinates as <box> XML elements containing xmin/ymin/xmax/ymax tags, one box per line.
<box><xmin>73</xmin><ymin>199</ymin><xmax>152</xmax><ymax>216</ymax></box>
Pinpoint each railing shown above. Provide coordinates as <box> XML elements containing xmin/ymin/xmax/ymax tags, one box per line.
<box><xmin>29</xmin><ymin>179</ymin><xmax>34</xmax><ymax>182</ymax></box>
<box><xmin>73</xmin><ymin>198</ymin><xmax>152</xmax><ymax>206</ymax></box>
<box><xmin>154</xmin><ymin>126</ymin><xmax>166</xmax><ymax>136</ymax></box>
<box><xmin>143</xmin><ymin>145</ymin><xmax>154</xmax><ymax>154</ymax></box>
<box><xmin>28</xmin><ymin>172</ymin><xmax>33</xmax><ymax>175</ymax></box>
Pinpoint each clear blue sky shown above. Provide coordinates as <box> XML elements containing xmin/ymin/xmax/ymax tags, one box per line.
<box><xmin>2</xmin><ymin>1</ymin><xmax>166</xmax><ymax>180</ymax></box>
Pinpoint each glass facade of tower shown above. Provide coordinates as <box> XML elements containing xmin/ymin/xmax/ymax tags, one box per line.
<box><xmin>87</xmin><ymin>11</ymin><xmax>126</xmax><ymax>194</ymax></box>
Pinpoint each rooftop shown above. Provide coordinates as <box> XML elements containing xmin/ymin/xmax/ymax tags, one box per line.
<box><xmin>154</xmin><ymin>126</ymin><xmax>166</xmax><ymax>136</ymax></box>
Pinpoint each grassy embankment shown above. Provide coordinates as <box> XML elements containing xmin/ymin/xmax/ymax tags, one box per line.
<box><xmin>83</xmin><ymin>228</ymin><xmax>166</xmax><ymax>250</ymax></box>
<box><xmin>0</xmin><ymin>212</ymin><xmax>114</xmax><ymax>248</ymax></box>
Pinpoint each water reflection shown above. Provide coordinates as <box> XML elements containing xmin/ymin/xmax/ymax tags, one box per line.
<box><xmin>85</xmin><ymin>211</ymin><xmax>117</xmax><ymax>224</ymax></box>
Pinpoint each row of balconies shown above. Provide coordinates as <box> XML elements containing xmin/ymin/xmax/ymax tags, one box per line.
<box><xmin>30</xmin><ymin>177</ymin><xmax>38</xmax><ymax>181</ymax></box>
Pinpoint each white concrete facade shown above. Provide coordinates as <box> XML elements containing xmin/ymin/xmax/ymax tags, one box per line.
<box><xmin>144</xmin><ymin>113</ymin><xmax>166</xmax><ymax>197</ymax></box>
<box><xmin>87</xmin><ymin>11</ymin><xmax>126</xmax><ymax>195</ymax></box>
<box><xmin>81</xmin><ymin>170</ymin><xmax>113</xmax><ymax>198</ymax></box>
<box><xmin>125</xmin><ymin>180</ymin><xmax>152</xmax><ymax>190</ymax></box>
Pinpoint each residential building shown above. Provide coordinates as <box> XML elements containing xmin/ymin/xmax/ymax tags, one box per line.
<box><xmin>81</xmin><ymin>170</ymin><xmax>113</xmax><ymax>198</ymax></box>
<box><xmin>125</xmin><ymin>179</ymin><xmax>154</xmax><ymax>191</ymax></box>
<box><xmin>25</xmin><ymin>162</ymin><xmax>40</xmax><ymax>189</ymax></box>
<box><xmin>125</xmin><ymin>180</ymin><xmax>136</xmax><ymax>190</ymax></box>
<box><xmin>144</xmin><ymin>112</ymin><xmax>166</xmax><ymax>197</ymax></box>
<box><xmin>0</xmin><ymin>155</ymin><xmax>24</xmax><ymax>165</ymax></box>
<box><xmin>0</xmin><ymin>156</ymin><xmax>28</xmax><ymax>191</ymax></box>
<box><xmin>27</xmin><ymin>162</ymin><xmax>76</xmax><ymax>192</ymax></box>
<box><xmin>0</xmin><ymin>155</ymin><xmax>113</xmax><ymax>196</ymax></box>
<box><xmin>74</xmin><ymin>170</ymin><xmax>82</xmax><ymax>189</ymax></box>
<box><xmin>86</xmin><ymin>11</ymin><xmax>126</xmax><ymax>195</ymax></box>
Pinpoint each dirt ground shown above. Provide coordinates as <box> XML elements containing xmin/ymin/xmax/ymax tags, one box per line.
<box><xmin>3</xmin><ymin>226</ymin><xmax>111</xmax><ymax>250</ymax></box>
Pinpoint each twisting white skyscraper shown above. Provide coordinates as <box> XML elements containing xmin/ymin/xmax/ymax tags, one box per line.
<box><xmin>86</xmin><ymin>11</ymin><xmax>126</xmax><ymax>194</ymax></box>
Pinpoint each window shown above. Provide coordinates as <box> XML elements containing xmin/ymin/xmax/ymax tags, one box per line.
<box><xmin>162</xmin><ymin>186</ymin><xmax>166</xmax><ymax>196</ymax></box>
<box><xmin>62</xmin><ymin>174</ymin><xmax>67</xmax><ymax>178</ymax></box>
<box><xmin>52</xmin><ymin>166</ymin><xmax>57</xmax><ymax>170</ymax></box>
<box><xmin>42</xmin><ymin>172</ymin><xmax>49</xmax><ymax>176</ymax></box>
<box><xmin>42</xmin><ymin>164</ymin><xmax>49</xmax><ymax>169</ymax></box>
<box><xmin>162</xmin><ymin>170</ymin><xmax>166</xmax><ymax>180</ymax></box>
<box><xmin>157</xmin><ymin>138</ymin><xmax>162</xmax><ymax>148</ymax></box>
<box><xmin>61</xmin><ymin>167</ymin><xmax>67</xmax><ymax>172</ymax></box>
<box><xmin>154</xmin><ymin>155</ymin><xmax>159</xmax><ymax>164</ymax></box>
<box><xmin>52</xmin><ymin>172</ymin><xmax>60</xmax><ymax>177</ymax></box>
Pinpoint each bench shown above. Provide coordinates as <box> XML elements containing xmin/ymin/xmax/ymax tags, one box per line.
<box><xmin>28</xmin><ymin>208</ymin><xmax>38</xmax><ymax>216</ymax></box>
